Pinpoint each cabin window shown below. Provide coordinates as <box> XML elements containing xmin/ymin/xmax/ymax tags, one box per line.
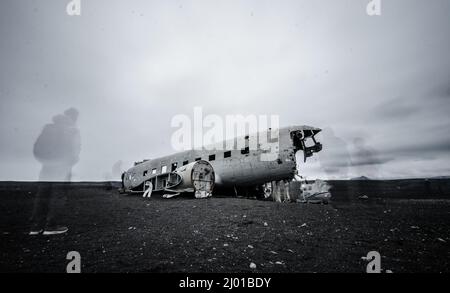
<box><xmin>143</xmin><ymin>170</ymin><xmax>148</xmax><ymax>176</ymax></box>
<box><xmin>241</xmin><ymin>147</ymin><xmax>249</xmax><ymax>155</ymax></box>
<box><xmin>151</xmin><ymin>168</ymin><xmax>157</xmax><ymax>174</ymax></box>
<box><xmin>224</xmin><ymin>151</ymin><xmax>231</xmax><ymax>158</ymax></box>
<box><xmin>161</xmin><ymin>165</ymin><xmax>167</xmax><ymax>173</ymax></box>
<box><xmin>171</xmin><ymin>162</ymin><xmax>178</xmax><ymax>171</ymax></box>
<box><xmin>183</xmin><ymin>160</ymin><xmax>189</xmax><ymax>166</ymax></box>
<box><xmin>195</xmin><ymin>157</ymin><xmax>201</xmax><ymax>161</ymax></box>
<box><xmin>209</xmin><ymin>154</ymin><xmax>216</xmax><ymax>161</ymax></box>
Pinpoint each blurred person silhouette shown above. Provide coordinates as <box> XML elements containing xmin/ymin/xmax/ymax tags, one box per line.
<box><xmin>317</xmin><ymin>127</ymin><xmax>352</xmax><ymax>201</ymax></box>
<box><xmin>104</xmin><ymin>160</ymin><xmax>124</xmax><ymax>190</ymax></box>
<box><xmin>350</xmin><ymin>137</ymin><xmax>381</xmax><ymax>198</ymax></box>
<box><xmin>351</xmin><ymin>137</ymin><xmax>380</xmax><ymax>179</ymax></box>
<box><xmin>111</xmin><ymin>160</ymin><xmax>124</xmax><ymax>180</ymax></box>
<box><xmin>318</xmin><ymin>127</ymin><xmax>351</xmax><ymax>179</ymax></box>
<box><xmin>29</xmin><ymin>108</ymin><xmax>81</xmax><ymax>235</ymax></box>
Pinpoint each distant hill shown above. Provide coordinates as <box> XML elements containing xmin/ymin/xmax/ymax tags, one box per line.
<box><xmin>429</xmin><ymin>176</ymin><xmax>450</xmax><ymax>179</ymax></box>
<box><xmin>350</xmin><ymin>176</ymin><xmax>371</xmax><ymax>181</ymax></box>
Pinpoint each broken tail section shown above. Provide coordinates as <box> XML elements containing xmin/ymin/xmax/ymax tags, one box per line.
<box><xmin>122</xmin><ymin>160</ymin><xmax>215</xmax><ymax>199</ymax></box>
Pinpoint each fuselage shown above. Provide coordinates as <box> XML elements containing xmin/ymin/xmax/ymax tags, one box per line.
<box><xmin>122</xmin><ymin>125</ymin><xmax>322</xmax><ymax>192</ymax></box>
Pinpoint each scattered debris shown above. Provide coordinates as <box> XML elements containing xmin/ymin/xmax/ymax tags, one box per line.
<box><xmin>298</xmin><ymin>179</ymin><xmax>332</xmax><ymax>204</ymax></box>
<box><xmin>163</xmin><ymin>192</ymin><xmax>180</xmax><ymax>199</ymax></box>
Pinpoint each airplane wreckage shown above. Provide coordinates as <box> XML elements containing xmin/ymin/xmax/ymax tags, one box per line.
<box><xmin>121</xmin><ymin>125</ymin><xmax>328</xmax><ymax>202</ymax></box>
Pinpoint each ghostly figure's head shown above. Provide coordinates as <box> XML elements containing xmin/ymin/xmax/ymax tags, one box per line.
<box><xmin>64</xmin><ymin>107</ymin><xmax>79</xmax><ymax>124</ymax></box>
<box><xmin>52</xmin><ymin>114</ymin><xmax>71</xmax><ymax>126</ymax></box>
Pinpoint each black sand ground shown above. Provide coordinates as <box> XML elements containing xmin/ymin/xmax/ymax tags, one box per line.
<box><xmin>0</xmin><ymin>180</ymin><xmax>449</xmax><ymax>273</ymax></box>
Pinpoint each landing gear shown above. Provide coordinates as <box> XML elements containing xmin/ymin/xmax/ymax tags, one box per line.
<box><xmin>263</xmin><ymin>180</ymin><xmax>291</xmax><ymax>202</ymax></box>
<box><xmin>143</xmin><ymin>181</ymin><xmax>153</xmax><ymax>198</ymax></box>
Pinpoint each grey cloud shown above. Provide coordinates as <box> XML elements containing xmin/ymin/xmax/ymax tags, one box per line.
<box><xmin>1</xmin><ymin>0</ymin><xmax>450</xmax><ymax>180</ymax></box>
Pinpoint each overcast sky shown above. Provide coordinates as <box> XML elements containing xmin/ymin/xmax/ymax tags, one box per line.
<box><xmin>1</xmin><ymin>0</ymin><xmax>449</xmax><ymax>181</ymax></box>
